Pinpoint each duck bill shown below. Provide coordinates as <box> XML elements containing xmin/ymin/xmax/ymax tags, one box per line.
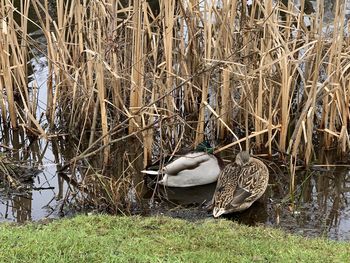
<box><xmin>213</xmin><ymin>207</ymin><xmax>226</xmax><ymax>218</ymax></box>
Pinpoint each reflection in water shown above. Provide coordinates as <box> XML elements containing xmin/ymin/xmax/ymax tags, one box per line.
<box><xmin>1</xmin><ymin>116</ymin><xmax>350</xmax><ymax>241</ymax></box>
<box><xmin>12</xmin><ymin>195</ymin><xmax>32</xmax><ymax>222</ymax></box>
<box><xmin>145</xmin><ymin>151</ymin><xmax>350</xmax><ymax>241</ymax></box>
<box><xmin>153</xmin><ymin>183</ymin><xmax>216</xmax><ymax>206</ymax></box>
<box><xmin>0</xmin><ymin>126</ymin><xmax>68</xmax><ymax>223</ymax></box>
<box><xmin>0</xmin><ymin>23</ymin><xmax>69</xmax><ymax>223</ymax></box>
<box><xmin>268</xmin><ymin>155</ymin><xmax>350</xmax><ymax>241</ymax></box>
<box><xmin>1</xmin><ymin>125</ymin><xmax>350</xmax><ymax>241</ymax></box>
<box><xmin>273</xmin><ymin>168</ymin><xmax>349</xmax><ymax>240</ymax></box>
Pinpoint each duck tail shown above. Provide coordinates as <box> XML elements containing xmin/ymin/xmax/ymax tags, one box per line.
<box><xmin>142</xmin><ymin>170</ymin><xmax>161</xmax><ymax>188</ymax></box>
<box><xmin>140</xmin><ymin>170</ymin><xmax>159</xmax><ymax>175</ymax></box>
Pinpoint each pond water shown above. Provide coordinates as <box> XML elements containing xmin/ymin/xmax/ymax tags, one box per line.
<box><xmin>1</xmin><ymin>132</ymin><xmax>350</xmax><ymax>241</ymax></box>
<box><xmin>0</xmin><ymin>46</ymin><xmax>69</xmax><ymax>222</ymax></box>
<box><xmin>0</xmin><ymin>139</ymin><xmax>67</xmax><ymax>222</ymax></box>
<box><xmin>142</xmin><ymin>153</ymin><xmax>350</xmax><ymax>241</ymax></box>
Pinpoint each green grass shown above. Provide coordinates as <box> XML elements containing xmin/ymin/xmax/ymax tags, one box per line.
<box><xmin>0</xmin><ymin>215</ymin><xmax>348</xmax><ymax>262</ymax></box>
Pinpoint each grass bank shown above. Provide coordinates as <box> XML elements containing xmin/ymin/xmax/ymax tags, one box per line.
<box><xmin>0</xmin><ymin>215</ymin><xmax>349</xmax><ymax>262</ymax></box>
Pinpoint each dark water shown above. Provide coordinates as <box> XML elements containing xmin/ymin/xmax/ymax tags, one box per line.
<box><xmin>0</xmin><ymin>130</ymin><xmax>68</xmax><ymax>222</ymax></box>
<box><xmin>1</xmin><ymin>131</ymin><xmax>349</xmax><ymax>241</ymax></box>
<box><xmin>143</xmin><ymin>162</ymin><xmax>350</xmax><ymax>241</ymax></box>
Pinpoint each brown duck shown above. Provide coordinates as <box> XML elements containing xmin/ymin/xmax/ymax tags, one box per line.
<box><xmin>212</xmin><ymin>151</ymin><xmax>269</xmax><ymax>217</ymax></box>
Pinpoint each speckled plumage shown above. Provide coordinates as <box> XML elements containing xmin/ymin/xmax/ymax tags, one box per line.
<box><xmin>212</xmin><ymin>151</ymin><xmax>269</xmax><ymax>217</ymax></box>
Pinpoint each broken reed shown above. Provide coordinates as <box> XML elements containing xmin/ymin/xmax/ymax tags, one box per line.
<box><xmin>1</xmin><ymin>0</ymin><xmax>350</xmax><ymax>167</ymax></box>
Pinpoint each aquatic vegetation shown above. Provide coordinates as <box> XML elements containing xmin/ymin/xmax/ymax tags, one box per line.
<box><xmin>0</xmin><ymin>153</ymin><xmax>39</xmax><ymax>191</ymax></box>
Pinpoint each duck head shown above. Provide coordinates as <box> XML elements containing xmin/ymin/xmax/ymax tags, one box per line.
<box><xmin>213</xmin><ymin>207</ymin><xmax>226</xmax><ymax>218</ymax></box>
<box><xmin>195</xmin><ymin>141</ymin><xmax>214</xmax><ymax>154</ymax></box>
<box><xmin>212</xmin><ymin>185</ymin><xmax>232</xmax><ymax>218</ymax></box>
<box><xmin>235</xmin><ymin>151</ymin><xmax>250</xmax><ymax>166</ymax></box>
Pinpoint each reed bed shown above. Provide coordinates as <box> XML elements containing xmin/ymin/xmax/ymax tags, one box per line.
<box><xmin>1</xmin><ymin>0</ymin><xmax>350</xmax><ymax>212</ymax></box>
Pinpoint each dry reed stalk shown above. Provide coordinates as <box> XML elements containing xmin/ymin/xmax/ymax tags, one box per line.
<box><xmin>289</xmin><ymin>155</ymin><xmax>297</xmax><ymax>207</ymax></box>
<box><xmin>254</xmin><ymin>0</ymin><xmax>273</xmax><ymax>149</ymax></box>
<box><xmin>4</xmin><ymin>0</ymin><xmax>350</xmax><ymax>210</ymax></box>
<box><xmin>196</xmin><ymin>0</ymin><xmax>222</xmax><ymax>145</ymax></box>
<box><xmin>217</xmin><ymin>0</ymin><xmax>237</xmax><ymax>139</ymax></box>
<box><xmin>0</xmin><ymin>79</ymin><xmax>6</xmax><ymax>123</ymax></box>
<box><xmin>278</xmin><ymin>6</ymin><xmax>293</xmax><ymax>153</ymax></box>
<box><xmin>320</xmin><ymin>6</ymin><xmax>331</xmax><ymax>149</ymax></box>
<box><xmin>141</xmin><ymin>116</ymin><xmax>153</xmax><ymax>166</ymax></box>
<box><xmin>96</xmin><ymin>23</ymin><xmax>110</xmax><ymax>166</ymax></box>
<box><xmin>178</xmin><ymin>0</ymin><xmax>198</xmax><ymax>114</ymax></box>
<box><xmin>268</xmin><ymin>85</ymin><xmax>273</xmax><ymax>156</ymax></box>
<box><xmin>31</xmin><ymin>0</ymin><xmax>54</xmax><ymax>126</ymax></box>
<box><xmin>0</xmin><ymin>2</ymin><xmax>16</xmax><ymax>129</ymax></box>
<box><xmin>214</xmin><ymin>125</ymin><xmax>281</xmax><ymax>154</ymax></box>
<box><xmin>141</xmin><ymin>2</ymin><xmax>157</xmax><ymax>165</ymax></box>
<box><xmin>241</xmin><ymin>1</ymin><xmax>252</xmax><ymax>151</ymax></box>
<box><xmin>303</xmin><ymin>4</ymin><xmax>325</xmax><ymax>164</ymax></box>
<box><xmin>10</xmin><ymin>2</ymin><xmax>30</xmax><ymax>118</ymax></box>
<box><xmin>68</xmin><ymin>0</ymin><xmax>84</xmax><ymax>130</ymax></box>
<box><xmin>1</xmin><ymin>0</ymin><xmax>38</xmax><ymax>130</ymax></box>
<box><xmin>129</xmin><ymin>0</ymin><xmax>143</xmax><ymax>134</ymax></box>
<box><xmin>161</xmin><ymin>0</ymin><xmax>176</xmax><ymax>114</ymax></box>
<box><xmin>324</xmin><ymin>0</ymin><xmax>347</xmax><ymax>153</ymax></box>
<box><xmin>0</xmin><ymin>46</ymin><xmax>16</xmax><ymax>128</ymax></box>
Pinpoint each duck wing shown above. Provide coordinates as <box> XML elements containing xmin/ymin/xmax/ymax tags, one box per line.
<box><xmin>232</xmin><ymin>159</ymin><xmax>268</xmax><ymax>206</ymax></box>
<box><xmin>211</xmin><ymin>163</ymin><xmax>241</xmax><ymax>205</ymax></box>
<box><xmin>214</xmin><ymin>162</ymin><xmax>240</xmax><ymax>190</ymax></box>
<box><xmin>230</xmin><ymin>186</ymin><xmax>252</xmax><ymax>205</ymax></box>
<box><xmin>239</xmin><ymin>160</ymin><xmax>267</xmax><ymax>192</ymax></box>
<box><xmin>164</xmin><ymin>152</ymin><xmax>212</xmax><ymax>175</ymax></box>
<box><xmin>213</xmin><ymin>163</ymin><xmax>253</xmax><ymax>207</ymax></box>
